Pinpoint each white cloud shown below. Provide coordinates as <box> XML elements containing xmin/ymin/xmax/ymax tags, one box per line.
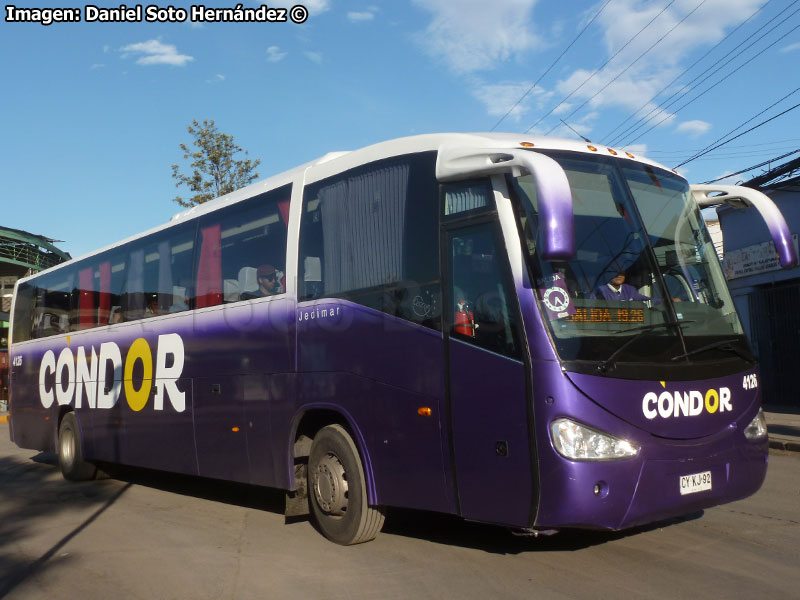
<box><xmin>781</xmin><ymin>42</ymin><xmax>800</xmax><ymax>53</ymax></box>
<box><xmin>267</xmin><ymin>45</ymin><xmax>287</xmax><ymax>62</ymax></box>
<box><xmin>472</xmin><ymin>81</ymin><xmax>543</xmax><ymax>122</ymax></box>
<box><xmin>90</xmin><ymin>63</ymin><xmax>105</xmax><ymax>69</ymax></box>
<box><xmin>120</xmin><ymin>39</ymin><xmax>194</xmax><ymax>66</ymax></box>
<box><xmin>412</xmin><ymin>0</ymin><xmax>539</xmax><ymax>73</ymax></box>
<box><xmin>540</xmin><ymin>0</ymin><xmax>762</xmax><ymax>137</ymax></box>
<box><xmin>676</xmin><ymin>119</ymin><xmax>711</xmax><ymax>138</ymax></box>
<box><xmin>598</xmin><ymin>0</ymin><xmax>762</xmax><ymax>67</ymax></box>
<box><xmin>303</xmin><ymin>0</ymin><xmax>330</xmax><ymax>15</ymax></box>
<box><xmin>552</xmin><ymin>102</ymin><xmax>574</xmax><ymax>117</ymax></box>
<box><xmin>304</xmin><ymin>51</ymin><xmax>323</xmax><ymax>64</ymax></box>
<box><xmin>205</xmin><ymin>73</ymin><xmax>225</xmax><ymax>84</ymax></box>
<box><xmin>348</xmin><ymin>11</ymin><xmax>375</xmax><ymax>22</ymax></box>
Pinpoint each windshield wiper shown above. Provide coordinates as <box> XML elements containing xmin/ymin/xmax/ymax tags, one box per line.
<box><xmin>671</xmin><ymin>339</ymin><xmax>756</xmax><ymax>362</ymax></box>
<box><xmin>612</xmin><ymin>320</ymin><xmax>695</xmax><ymax>335</ymax></box>
<box><xmin>597</xmin><ymin>321</ymin><xmax>694</xmax><ymax>374</ymax></box>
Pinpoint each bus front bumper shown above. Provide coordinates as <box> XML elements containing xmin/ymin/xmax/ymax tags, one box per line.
<box><xmin>535</xmin><ymin>437</ymin><xmax>768</xmax><ymax>531</ymax></box>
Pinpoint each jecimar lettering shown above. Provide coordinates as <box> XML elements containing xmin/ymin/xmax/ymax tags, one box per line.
<box><xmin>38</xmin><ymin>334</ymin><xmax>185</xmax><ymax>413</ymax></box>
<box><xmin>642</xmin><ymin>387</ymin><xmax>732</xmax><ymax>420</ymax></box>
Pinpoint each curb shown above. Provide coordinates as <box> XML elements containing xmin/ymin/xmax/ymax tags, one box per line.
<box><xmin>769</xmin><ymin>439</ymin><xmax>800</xmax><ymax>453</ymax></box>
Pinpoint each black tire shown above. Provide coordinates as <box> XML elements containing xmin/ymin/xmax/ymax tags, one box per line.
<box><xmin>58</xmin><ymin>413</ymin><xmax>97</xmax><ymax>481</ymax></box>
<box><xmin>308</xmin><ymin>424</ymin><xmax>385</xmax><ymax>545</ymax></box>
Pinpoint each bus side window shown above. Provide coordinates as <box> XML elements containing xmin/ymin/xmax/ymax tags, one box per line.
<box><xmin>449</xmin><ymin>225</ymin><xmax>521</xmax><ymax>359</ymax></box>
<box><xmin>31</xmin><ymin>271</ymin><xmax>74</xmax><ymax>338</ymax></box>
<box><xmin>122</xmin><ymin>248</ymin><xmax>146</xmax><ymax>321</ymax></box>
<box><xmin>11</xmin><ymin>282</ymin><xmax>34</xmax><ymax>343</ymax></box>
<box><xmin>299</xmin><ymin>152</ymin><xmax>441</xmax><ymax>330</ymax></box>
<box><xmin>196</xmin><ymin>185</ymin><xmax>290</xmax><ymax>306</ymax></box>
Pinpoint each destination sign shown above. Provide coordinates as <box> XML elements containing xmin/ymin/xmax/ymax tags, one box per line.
<box><xmin>565</xmin><ymin>308</ymin><xmax>645</xmax><ymax>323</ymax></box>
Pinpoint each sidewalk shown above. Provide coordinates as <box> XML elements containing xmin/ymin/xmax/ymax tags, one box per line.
<box><xmin>765</xmin><ymin>407</ymin><xmax>800</xmax><ymax>452</ymax></box>
<box><xmin>1</xmin><ymin>405</ymin><xmax>798</xmax><ymax>450</ymax></box>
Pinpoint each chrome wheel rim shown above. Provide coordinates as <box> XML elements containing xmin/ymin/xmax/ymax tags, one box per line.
<box><xmin>312</xmin><ymin>452</ymin><xmax>349</xmax><ymax>517</ymax></box>
<box><xmin>60</xmin><ymin>428</ymin><xmax>75</xmax><ymax>467</ymax></box>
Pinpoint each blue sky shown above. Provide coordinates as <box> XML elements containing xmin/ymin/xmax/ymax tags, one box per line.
<box><xmin>2</xmin><ymin>0</ymin><xmax>799</xmax><ymax>259</ymax></box>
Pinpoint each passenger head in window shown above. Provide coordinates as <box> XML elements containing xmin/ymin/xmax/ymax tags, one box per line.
<box><xmin>256</xmin><ymin>264</ymin><xmax>283</xmax><ymax>296</ymax></box>
<box><xmin>146</xmin><ymin>296</ymin><xmax>159</xmax><ymax>316</ymax></box>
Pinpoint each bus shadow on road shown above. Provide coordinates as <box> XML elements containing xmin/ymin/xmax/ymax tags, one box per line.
<box><xmin>30</xmin><ymin>456</ymin><xmax>707</xmax><ymax>555</ymax></box>
<box><xmin>381</xmin><ymin>508</ymin><xmax>705</xmax><ymax>554</ymax></box>
<box><xmin>4</xmin><ymin>452</ymin><xmax>705</xmax><ymax>557</ymax></box>
<box><xmin>96</xmin><ymin>462</ymin><xmax>287</xmax><ymax>515</ymax></box>
<box><xmin>0</xmin><ymin>453</ymin><xmax>129</xmax><ymax>598</ymax></box>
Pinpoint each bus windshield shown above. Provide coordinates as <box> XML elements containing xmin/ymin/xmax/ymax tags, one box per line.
<box><xmin>512</xmin><ymin>150</ymin><xmax>750</xmax><ymax>374</ymax></box>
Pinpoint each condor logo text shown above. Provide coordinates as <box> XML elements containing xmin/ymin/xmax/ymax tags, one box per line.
<box><xmin>642</xmin><ymin>385</ymin><xmax>732</xmax><ymax>420</ymax></box>
<box><xmin>38</xmin><ymin>334</ymin><xmax>185</xmax><ymax>413</ymax></box>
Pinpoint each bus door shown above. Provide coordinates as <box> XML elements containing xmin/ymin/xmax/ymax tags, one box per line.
<box><xmin>443</xmin><ymin>219</ymin><xmax>534</xmax><ymax>527</ymax></box>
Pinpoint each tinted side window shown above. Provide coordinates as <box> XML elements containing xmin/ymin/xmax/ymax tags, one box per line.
<box><xmin>449</xmin><ymin>223</ymin><xmax>522</xmax><ymax>359</ymax></box>
<box><xmin>70</xmin><ymin>258</ymin><xmax>112</xmax><ymax>329</ymax></box>
<box><xmin>444</xmin><ymin>180</ymin><xmax>493</xmax><ymax>217</ymax></box>
<box><xmin>299</xmin><ymin>152</ymin><xmax>440</xmax><ymax>329</ymax></box>
<box><xmin>195</xmin><ymin>185</ymin><xmax>290</xmax><ymax>307</ymax></box>
<box><xmin>116</xmin><ymin>222</ymin><xmax>196</xmax><ymax>322</ymax></box>
<box><xmin>31</xmin><ymin>268</ymin><xmax>75</xmax><ymax>338</ymax></box>
<box><xmin>12</xmin><ymin>281</ymin><xmax>34</xmax><ymax>343</ymax></box>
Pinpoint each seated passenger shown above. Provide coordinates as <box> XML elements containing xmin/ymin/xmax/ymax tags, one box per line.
<box><xmin>146</xmin><ymin>297</ymin><xmax>159</xmax><ymax>316</ymax></box>
<box><xmin>244</xmin><ymin>264</ymin><xmax>283</xmax><ymax>298</ymax></box>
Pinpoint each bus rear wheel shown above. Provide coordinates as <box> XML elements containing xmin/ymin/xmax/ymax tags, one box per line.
<box><xmin>58</xmin><ymin>413</ymin><xmax>97</xmax><ymax>481</ymax></box>
<box><xmin>308</xmin><ymin>424</ymin><xmax>385</xmax><ymax>545</ymax></box>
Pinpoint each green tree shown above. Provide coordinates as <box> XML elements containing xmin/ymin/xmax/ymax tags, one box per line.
<box><xmin>171</xmin><ymin>119</ymin><xmax>261</xmax><ymax>207</ymax></box>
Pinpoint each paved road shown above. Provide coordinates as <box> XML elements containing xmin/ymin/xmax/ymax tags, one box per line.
<box><xmin>0</xmin><ymin>426</ymin><xmax>798</xmax><ymax>600</ymax></box>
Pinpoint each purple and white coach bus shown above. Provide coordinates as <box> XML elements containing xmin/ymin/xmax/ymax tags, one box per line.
<box><xmin>8</xmin><ymin>134</ymin><xmax>797</xmax><ymax>544</ymax></box>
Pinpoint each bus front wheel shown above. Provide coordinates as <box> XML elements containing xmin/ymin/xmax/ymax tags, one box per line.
<box><xmin>308</xmin><ymin>424</ymin><xmax>385</xmax><ymax>545</ymax></box>
<box><xmin>58</xmin><ymin>413</ymin><xmax>97</xmax><ymax>481</ymax></box>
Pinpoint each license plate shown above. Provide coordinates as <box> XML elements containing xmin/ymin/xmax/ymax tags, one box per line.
<box><xmin>679</xmin><ymin>471</ymin><xmax>712</xmax><ymax>495</ymax></box>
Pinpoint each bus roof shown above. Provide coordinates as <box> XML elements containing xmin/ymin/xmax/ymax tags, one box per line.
<box><xmin>17</xmin><ymin>133</ymin><xmax>678</xmax><ymax>284</ymax></box>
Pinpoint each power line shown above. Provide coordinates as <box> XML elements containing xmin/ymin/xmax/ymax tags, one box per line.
<box><xmin>612</xmin><ymin>1</ymin><xmax>800</xmax><ymax>145</ymax></box>
<box><xmin>701</xmin><ymin>149</ymin><xmax>800</xmax><ymax>183</ymax></box>
<box><xmin>621</xmin><ymin>19</ymin><xmax>800</xmax><ymax>146</ymax></box>
<box><xmin>490</xmin><ymin>0</ymin><xmax>613</xmax><ymax>132</ymax></box>
<box><xmin>673</xmin><ymin>101</ymin><xmax>800</xmax><ymax>169</ymax></box>
<box><xmin>525</xmin><ymin>0</ymin><xmax>677</xmax><ymax>133</ymax></box>
<box><xmin>676</xmin><ymin>151</ymin><xmax>799</xmax><ymax>162</ymax></box>
<box><xmin>744</xmin><ymin>154</ymin><xmax>800</xmax><ymax>186</ymax></box>
<box><xmin>601</xmin><ymin>0</ymin><xmax>777</xmax><ymax>144</ymax></box>
<box><xmin>653</xmin><ymin>147</ymin><xmax>800</xmax><ymax>162</ymax></box>
<box><xmin>672</xmin><ymin>86</ymin><xmax>800</xmax><ymax>167</ymax></box>
<box><xmin>545</xmin><ymin>0</ymin><xmax>708</xmax><ymax>136</ymax></box>
<box><xmin>646</xmin><ymin>137</ymin><xmax>800</xmax><ymax>155</ymax></box>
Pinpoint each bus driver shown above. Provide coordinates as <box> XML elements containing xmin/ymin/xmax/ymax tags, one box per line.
<box><xmin>593</xmin><ymin>271</ymin><xmax>652</xmax><ymax>302</ymax></box>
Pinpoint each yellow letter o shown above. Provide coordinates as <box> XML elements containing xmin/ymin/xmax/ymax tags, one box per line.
<box><xmin>704</xmin><ymin>389</ymin><xmax>719</xmax><ymax>414</ymax></box>
<box><xmin>124</xmin><ymin>338</ymin><xmax>153</xmax><ymax>412</ymax></box>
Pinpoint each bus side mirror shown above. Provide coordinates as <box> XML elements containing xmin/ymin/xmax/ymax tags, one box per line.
<box><xmin>437</xmin><ymin>147</ymin><xmax>575</xmax><ymax>261</ymax></box>
<box><xmin>691</xmin><ymin>184</ymin><xmax>798</xmax><ymax>269</ymax></box>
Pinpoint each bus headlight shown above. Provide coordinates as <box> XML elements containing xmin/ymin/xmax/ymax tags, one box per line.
<box><xmin>550</xmin><ymin>418</ymin><xmax>639</xmax><ymax>460</ymax></box>
<box><xmin>743</xmin><ymin>409</ymin><xmax>768</xmax><ymax>440</ymax></box>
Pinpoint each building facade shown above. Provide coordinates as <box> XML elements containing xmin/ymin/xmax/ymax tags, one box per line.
<box><xmin>717</xmin><ymin>175</ymin><xmax>800</xmax><ymax>409</ymax></box>
<box><xmin>0</xmin><ymin>226</ymin><xmax>71</xmax><ymax>402</ymax></box>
